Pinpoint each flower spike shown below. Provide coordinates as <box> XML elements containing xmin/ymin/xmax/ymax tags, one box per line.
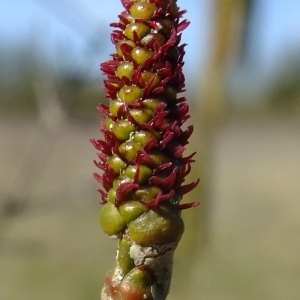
<box><xmin>92</xmin><ymin>1</ymin><xmax>199</xmax><ymax>299</ymax></box>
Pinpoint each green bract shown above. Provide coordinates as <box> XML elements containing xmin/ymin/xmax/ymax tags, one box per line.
<box><xmin>119</xmin><ymin>201</ymin><xmax>149</xmax><ymax>223</ymax></box>
<box><xmin>99</xmin><ymin>203</ymin><xmax>126</xmax><ymax>236</ymax></box>
<box><xmin>128</xmin><ymin>205</ymin><xmax>184</xmax><ymax>246</ymax></box>
<box><xmin>118</xmin><ymin>238</ymin><xmax>135</xmax><ymax>275</ymax></box>
<box><xmin>119</xmin><ymin>267</ymin><xmax>154</xmax><ymax>300</ymax></box>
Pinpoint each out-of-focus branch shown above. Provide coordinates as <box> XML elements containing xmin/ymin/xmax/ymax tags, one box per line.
<box><xmin>185</xmin><ymin>0</ymin><xmax>253</xmax><ymax>252</ymax></box>
<box><xmin>2</xmin><ymin>72</ymin><xmax>67</xmax><ymax>216</ymax></box>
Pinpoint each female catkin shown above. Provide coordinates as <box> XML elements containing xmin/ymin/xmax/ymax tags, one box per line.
<box><xmin>92</xmin><ymin>1</ymin><xmax>199</xmax><ymax>299</ymax></box>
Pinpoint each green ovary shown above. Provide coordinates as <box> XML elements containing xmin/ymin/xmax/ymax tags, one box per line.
<box><xmin>123</xmin><ymin>165</ymin><xmax>153</xmax><ymax>184</ymax></box>
<box><xmin>124</xmin><ymin>23</ymin><xmax>151</xmax><ymax>41</ymax></box>
<box><xmin>133</xmin><ymin>130</ymin><xmax>161</xmax><ymax>145</ymax></box>
<box><xmin>118</xmin><ymin>141</ymin><xmax>143</xmax><ymax>161</ymax></box>
<box><xmin>129</xmin><ymin>108</ymin><xmax>153</xmax><ymax>124</ymax></box>
<box><xmin>112</xmin><ymin>119</ymin><xmax>136</xmax><ymax>141</ymax></box>
<box><xmin>141</xmin><ymin>33</ymin><xmax>167</xmax><ymax>49</ymax></box>
<box><xmin>116</xmin><ymin>62</ymin><xmax>134</xmax><ymax>80</ymax></box>
<box><xmin>116</xmin><ymin>40</ymin><xmax>136</xmax><ymax>57</ymax></box>
<box><xmin>140</xmin><ymin>71</ymin><xmax>162</xmax><ymax>90</ymax></box>
<box><xmin>129</xmin><ymin>2</ymin><xmax>158</xmax><ymax>21</ymax></box>
<box><xmin>118</xmin><ymin>85</ymin><xmax>143</xmax><ymax>104</ymax></box>
<box><xmin>107</xmin><ymin>154</ymin><xmax>127</xmax><ymax>174</ymax></box>
<box><xmin>109</xmin><ymin>100</ymin><xmax>124</xmax><ymax>116</ymax></box>
<box><xmin>142</xmin><ymin>98</ymin><xmax>165</xmax><ymax>111</ymax></box>
<box><xmin>131</xmin><ymin>47</ymin><xmax>154</xmax><ymax>65</ymax></box>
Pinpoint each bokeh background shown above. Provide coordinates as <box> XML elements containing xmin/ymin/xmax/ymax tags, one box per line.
<box><xmin>1</xmin><ymin>0</ymin><xmax>300</xmax><ymax>299</ymax></box>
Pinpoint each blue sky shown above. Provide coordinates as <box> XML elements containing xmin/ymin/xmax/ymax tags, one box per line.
<box><xmin>1</xmin><ymin>0</ymin><xmax>300</xmax><ymax>80</ymax></box>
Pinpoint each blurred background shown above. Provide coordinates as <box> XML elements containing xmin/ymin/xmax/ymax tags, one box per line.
<box><xmin>1</xmin><ymin>0</ymin><xmax>300</xmax><ymax>299</ymax></box>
